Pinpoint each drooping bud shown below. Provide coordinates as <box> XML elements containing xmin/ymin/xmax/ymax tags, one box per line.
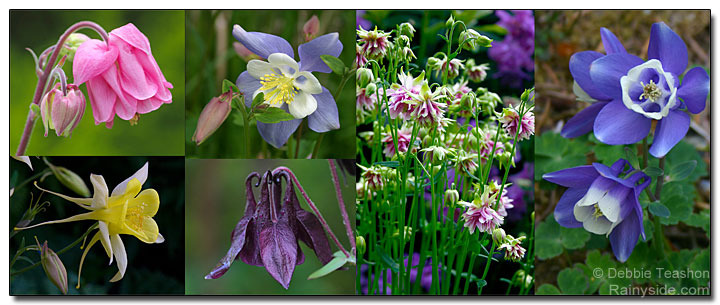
<box><xmin>356</xmin><ymin>68</ymin><xmax>374</xmax><ymax>88</ymax></box>
<box><xmin>446</xmin><ymin>15</ymin><xmax>455</xmax><ymax>28</ymax></box>
<box><xmin>37</xmin><ymin>239</ymin><xmax>68</xmax><ymax>295</ymax></box>
<box><xmin>356</xmin><ymin>235</ymin><xmax>366</xmax><ymax>256</ymax></box>
<box><xmin>492</xmin><ymin>228</ymin><xmax>506</xmax><ymax>245</ymax></box>
<box><xmin>60</xmin><ymin>33</ymin><xmax>89</xmax><ymax>62</ymax></box>
<box><xmin>193</xmin><ymin>91</ymin><xmax>233</xmax><ymax>145</ymax></box>
<box><xmin>40</xmin><ymin>83</ymin><xmax>86</xmax><ymax>137</ymax></box>
<box><xmin>49</xmin><ymin>164</ymin><xmax>90</xmax><ymax>197</ymax></box>
<box><xmin>303</xmin><ymin>15</ymin><xmax>320</xmax><ymax>42</ymax></box>
<box><xmin>444</xmin><ymin>189</ymin><xmax>460</xmax><ymax>205</ymax></box>
<box><xmin>459</xmin><ymin>29</ymin><xmax>492</xmax><ymax>50</ymax></box>
<box><xmin>467</xmin><ymin>62</ymin><xmax>490</xmax><ymax>83</ymax></box>
<box><xmin>392</xmin><ymin>226</ymin><xmax>413</xmax><ymax>243</ymax></box>
<box><xmin>398</xmin><ymin>22</ymin><xmax>416</xmax><ymax>39</ymax></box>
<box><xmin>365</xmin><ymin>82</ymin><xmax>377</xmax><ymax>97</ymax></box>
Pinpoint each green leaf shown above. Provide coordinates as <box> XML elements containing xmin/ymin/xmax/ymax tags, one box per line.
<box><xmin>535</xmin><ymin>217</ymin><xmax>590</xmax><ymax>260</ymax></box>
<box><xmin>668</xmin><ymin>160</ymin><xmax>697</xmax><ymax>181</ymax></box>
<box><xmin>557</xmin><ymin>267</ymin><xmax>588</xmax><ymax>295</ymax></box>
<box><xmin>375</xmin><ymin>247</ymin><xmax>399</xmax><ymax>273</ymax></box>
<box><xmin>251</xmin><ymin>93</ymin><xmax>265</xmax><ymax>110</ymax></box>
<box><xmin>683</xmin><ymin>210</ymin><xmax>710</xmax><ymax>236</ymax></box>
<box><xmin>659</xmin><ymin>191</ymin><xmax>693</xmax><ymax>225</ymax></box>
<box><xmin>307</xmin><ymin>255</ymin><xmax>349</xmax><ymax>280</ymax></box>
<box><xmin>666</xmin><ymin>140</ymin><xmax>707</xmax><ymax>182</ymax></box>
<box><xmin>222</xmin><ymin>79</ymin><xmax>239</xmax><ymax>93</ymax></box>
<box><xmin>625</xmin><ymin>146</ymin><xmax>640</xmax><ymax>169</ymax></box>
<box><xmin>594</xmin><ymin>144</ymin><xmax>625</xmax><ymax>164</ymax></box>
<box><xmin>320</xmin><ymin>54</ymin><xmax>345</xmax><ymax>75</ymax></box>
<box><xmin>373</xmin><ymin>161</ymin><xmax>400</xmax><ymax>168</ymax></box>
<box><xmin>644</xmin><ymin>166</ymin><xmax>664</xmax><ymax>177</ymax></box>
<box><xmin>689</xmin><ymin>249</ymin><xmax>710</xmax><ymax>287</ymax></box>
<box><xmin>648</xmin><ymin>201</ymin><xmax>671</xmax><ymax>218</ymax></box>
<box><xmin>536</xmin><ymin>284</ymin><xmax>561</xmax><ymax>295</ymax></box>
<box><xmin>535</xmin><ymin>132</ymin><xmax>588</xmax><ymax>181</ymax></box>
<box><xmin>254</xmin><ymin>107</ymin><xmax>296</xmax><ymax>123</ymax></box>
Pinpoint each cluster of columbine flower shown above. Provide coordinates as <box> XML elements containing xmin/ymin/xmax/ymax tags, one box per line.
<box><xmin>488</xmin><ymin>10</ymin><xmax>534</xmax><ymax>88</ymax></box>
<box><xmin>17</xmin><ymin>21</ymin><xmax>173</xmax><ymax>155</ymax></box>
<box><xmin>355</xmin><ymin>20</ymin><xmax>534</xmax><ymax>266</ymax></box>
<box><xmin>544</xmin><ymin>22</ymin><xmax>709</xmax><ymax>262</ymax></box>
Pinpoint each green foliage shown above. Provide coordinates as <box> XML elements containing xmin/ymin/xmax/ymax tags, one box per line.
<box><xmin>535</xmin><ymin>217</ymin><xmax>590</xmax><ymax>260</ymax></box>
<box><xmin>556</xmin><ymin>267</ymin><xmax>587</xmax><ymax>295</ymax></box>
<box><xmin>648</xmin><ymin>201</ymin><xmax>670</xmax><ymax>218</ymax></box>
<box><xmin>320</xmin><ymin>55</ymin><xmax>346</xmax><ymax>75</ymax></box>
<box><xmin>254</xmin><ymin>107</ymin><xmax>296</xmax><ymax>123</ymax></box>
<box><xmin>535</xmin><ymin>132</ymin><xmax>587</xmax><ymax>181</ymax></box>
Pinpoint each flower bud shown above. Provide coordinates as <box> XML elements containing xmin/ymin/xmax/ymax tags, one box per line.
<box><xmin>444</xmin><ymin>189</ymin><xmax>459</xmax><ymax>205</ymax></box>
<box><xmin>460</xmin><ymin>29</ymin><xmax>492</xmax><ymax>50</ymax></box>
<box><xmin>50</xmin><ymin>165</ymin><xmax>90</xmax><ymax>197</ymax></box>
<box><xmin>356</xmin><ymin>235</ymin><xmax>366</xmax><ymax>256</ymax></box>
<box><xmin>37</xmin><ymin>239</ymin><xmax>68</xmax><ymax>295</ymax></box>
<box><xmin>446</xmin><ymin>15</ymin><xmax>455</xmax><ymax>28</ymax></box>
<box><xmin>193</xmin><ymin>92</ymin><xmax>233</xmax><ymax>145</ymax></box>
<box><xmin>513</xmin><ymin>269</ymin><xmax>533</xmax><ymax>289</ymax></box>
<box><xmin>40</xmin><ymin>83</ymin><xmax>86</xmax><ymax>138</ymax></box>
<box><xmin>60</xmin><ymin>33</ymin><xmax>89</xmax><ymax>62</ymax></box>
<box><xmin>392</xmin><ymin>226</ymin><xmax>413</xmax><ymax>243</ymax></box>
<box><xmin>399</xmin><ymin>22</ymin><xmax>416</xmax><ymax>39</ymax></box>
<box><xmin>303</xmin><ymin>15</ymin><xmax>320</xmax><ymax>41</ymax></box>
<box><xmin>426</xmin><ymin>57</ymin><xmax>440</xmax><ymax>68</ymax></box>
<box><xmin>492</xmin><ymin>228</ymin><xmax>506</xmax><ymax>245</ymax></box>
<box><xmin>396</xmin><ymin>35</ymin><xmax>410</xmax><ymax>47</ymax></box>
<box><xmin>356</xmin><ymin>68</ymin><xmax>374</xmax><ymax>88</ymax></box>
<box><xmin>365</xmin><ymin>83</ymin><xmax>377</xmax><ymax>97</ymax></box>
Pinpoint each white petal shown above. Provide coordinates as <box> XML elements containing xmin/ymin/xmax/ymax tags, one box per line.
<box><xmin>573</xmin><ymin>204</ymin><xmax>594</xmax><ymax>223</ymax></box>
<box><xmin>12</xmin><ymin>156</ymin><xmax>33</xmax><ymax>171</ymax></box>
<box><xmin>267</xmin><ymin>53</ymin><xmax>299</xmax><ymax>76</ymax></box>
<box><xmin>112</xmin><ymin>162</ymin><xmax>148</xmax><ymax>196</ymax></box>
<box><xmin>293</xmin><ymin>71</ymin><xmax>322</xmax><ymax>95</ymax></box>
<box><xmin>109</xmin><ymin>235</ymin><xmax>127</xmax><ymax>282</ymax></box>
<box><xmin>247</xmin><ymin>59</ymin><xmax>276</xmax><ymax>79</ymax></box>
<box><xmin>154</xmin><ymin>233</ymin><xmax>165</xmax><ymax>244</ymax></box>
<box><xmin>91</xmin><ymin>174</ymin><xmax>109</xmax><ymax>209</ymax></box>
<box><xmin>572</xmin><ymin>81</ymin><xmax>597</xmax><ymax>103</ymax></box>
<box><xmin>597</xmin><ymin>186</ymin><xmax>628</xmax><ymax>223</ymax></box>
<box><xmin>288</xmin><ymin>91</ymin><xmax>318</xmax><ymax>119</ymax></box>
<box><xmin>582</xmin><ymin>216</ymin><xmax>613</xmax><ymax>235</ymax></box>
<box><xmin>98</xmin><ymin>221</ymin><xmax>114</xmax><ymax>264</ymax></box>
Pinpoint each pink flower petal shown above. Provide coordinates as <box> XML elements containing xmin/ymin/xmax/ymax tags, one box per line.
<box><xmin>72</xmin><ymin>40</ymin><xmax>118</xmax><ymax>85</ymax></box>
<box><xmin>112</xmin><ymin>38</ymin><xmax>157</xmax><ymax>100</ymax></box>
<box><xmin>109</xmin><ymin>23</ymin><xmax>151</xmax><ymax>55</ymax></box>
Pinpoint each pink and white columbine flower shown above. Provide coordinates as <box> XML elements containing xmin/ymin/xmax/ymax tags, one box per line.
<box><xmin>409</xmin><ymin>81</ymin><xmax>447</xmax><ymax>127</ymax></box>
<box><xmin>468</xmin><ymin>63</ymin><xmax>490</xmax><ymax>83</ymax></box>
<box><xmin>459</xmin><ymin>190</ymin><xmax>503</xmax><ymax>234</ymax></box>
<box><xmin>438</xmin><ymin>57</ymin><xmax>464</xmax><ymax>79</ymax></box>
<box><xmin>479</xmin><ymin>130</ymin><xmax>505</xmax><ymax>159</ymax></box>
<box><xmin>381</xmin><ymin>126</ymin><xmax>412</xmax><ymax>157</ymax></box>
<box><xmin>357</xmin><ymin>27</ymin><xmax>392</xmax><ymax>60</ymax></box>
<box><xmin>356</xmin><ymin>86</ymin><xmax>377</xmax><ymax>111</ymax></box>
<box><xmin>360</xmin><ymin>164</ymin><xmax>388</xmax><ymax>191</ymax></box>
<box><xmin>487</xmin><ymin>180</ymin><xmax>514</xmax><ymax>217</ymax></box>
<box><xmin>455</xmin><ymin>150</ymin><xmax>479</xmax><ymax>175</ymax></box>
<box><xmin>498</xmin><ymin>235</ymin><xmax>526</xmax><ymax>262</ymax></box>
<box><xmin>498</xmin><ymin>105</ymin><xmax>535</xmax><ymax>141</ymax></box>
<box><xmin>355</xmin><ymin>44</ymin><xmax>368</xmax><ymax>68</ymax></box>
<box><xmin>387</xmin><ymin>72</ymin><xmax>424</xmax><ymax>120</ymax></box>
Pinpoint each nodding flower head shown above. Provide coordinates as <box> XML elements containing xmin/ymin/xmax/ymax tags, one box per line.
<box><xmin>40</xmin><ymin>83</ymin><xmax>86</xmax><ymax>138</ymax></box>
<box><xmin>459</xmin><ymin>188</ymin><xmax>503</xmax><ymax>234</ymax></box>
<box><xmin>498</xmin><ymin>235</ymin><xmax>526</xmax><ymax>262</ymax></box>
<box><xmin>357</xmin><ymin>26</ymin><xmax>392</xmax><ymax>61</ymax></box>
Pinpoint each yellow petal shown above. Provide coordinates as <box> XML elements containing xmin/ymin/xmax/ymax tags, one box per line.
<box><xmin>122</xmin><ymin>216</ymin><xmax>159</xmax><ymax>244</ymax></box>
<box><xmin>130</xmin><ymin>189</ymin><xmax>160</xmax><ymax>217</ymax></box>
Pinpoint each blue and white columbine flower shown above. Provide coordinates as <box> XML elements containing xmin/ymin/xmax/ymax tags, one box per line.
<box><xmin>233</xmin><ymin>25</ymin><xmax>342</xmax><ymax>148</ymax></box>
<box><xmin>543</xmin><ymin>159</ymin><xmax>650</xmax><ymax>262</ymax></box>
<box><xmin>562</xmin><ymin>22</ymin><xmax>709</xmax><ymax>157</ymax></box>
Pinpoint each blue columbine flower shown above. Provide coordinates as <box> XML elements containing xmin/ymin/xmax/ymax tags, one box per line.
<box><xmin>543</xmin><ymin>159</ymin><xmax>650</xmax><ymax>262</ymax></box>
<box><xmin>233</xmin><ymin>25</ymin><xmax>342</xmax><ymax>148</ymax></box>
<box><xmin>562</xmin><ymin>22</ymin><xmax>709</xmax><ymax>157</ymax></box>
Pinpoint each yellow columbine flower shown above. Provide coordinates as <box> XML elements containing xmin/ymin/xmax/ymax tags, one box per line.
<box><xmin>17</xmin><ymin>162</ymin><xmax>164</xmax><ymax>288</ymax></box>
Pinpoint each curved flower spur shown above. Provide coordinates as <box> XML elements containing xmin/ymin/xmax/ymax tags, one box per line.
<box><xmin>205</xmin><ymin>168</ymin><xmax>340</xmax><ymax>289</ymax></box>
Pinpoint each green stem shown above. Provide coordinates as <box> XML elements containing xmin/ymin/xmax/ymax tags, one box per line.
<box><xmin>12</xmin><ymin>168</ymin><xmax>51</xmax><ymax>191</ymax></box>
<box><xmin>478</xmin><ymin>240</ymin><xmax>496</xmax><ymax>295</ymax></box>
<box><xmin>311</xmin><ymin>133</ymin><xmax>325</xmax><ymax>159</ymax></box>
<box><xmin>11</xmin><ymin>223</ymin><xmax>97</xmax><ymax>277</ymax></box>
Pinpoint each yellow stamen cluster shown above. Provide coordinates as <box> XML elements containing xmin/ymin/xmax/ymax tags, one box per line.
<box><xmin>592</xmin><ymin>204</ymin><xmax>604</xmax><ymax>220</ymax></box>
<box><xmin>125</xmin><ymin>202</ymin><xmax>148</xmax><ymax>233</ymax></box>
<box><xmin>259</xmin><ymin>73</ymin><xmax>298</xmax><ymax>105</ymax></box>
<box><xmin>639</xmin><ymin>80</ymin><xmax>662</xmax><ymax>102</ymax></box>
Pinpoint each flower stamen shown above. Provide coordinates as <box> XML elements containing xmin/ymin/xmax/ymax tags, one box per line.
<box><xmin>259</xmin><ymin>73</ymin><xmax>298</xmax><ymax>106</ymax></box>
<box><xmin>638</xmin><ymin>80</ymin><xmax>662</xmax><ymax>102</ymax></box>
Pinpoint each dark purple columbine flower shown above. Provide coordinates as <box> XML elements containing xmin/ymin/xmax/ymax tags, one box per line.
<box><xmin>562</xmin><ymin>22</ymin><xmax>709</xmax><ymax>157</ymax></box>
<box><xmin>489</xmin><ymin>10</ymin><xmax>535</xmax><ymax>88</ymax></box>
<box><xmin>205</xmin><ymin>170</ymin><xmax>332</xmax><ymax>289</ymax></box>
<box><xmin>543</xmin><ymin>159</ymin><xmax>650</xmax><ymax>262</ymax></box>
<box><xmin>233</xmin><ymin>25</ymin><xmax>343</xmax><ymax>148</ymax></box>
<box><xmin>356</xmin><ymin>10</ymin><xmax>372</xmax><ymax>30</ymax></box>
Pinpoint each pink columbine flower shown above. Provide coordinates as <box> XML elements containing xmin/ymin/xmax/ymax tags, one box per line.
<box><xmin>73</xmin><ymin>23</ymin><xmax>173</xmax><ymax>128</ymax></box>
<box><xmin>459</xmin><ymin>190</ymin><xmax>503</xmax><ymax>234</ymax></box>
<box><xmin>355</xmin><ymin>45</ymin><xmax>368</xmax><ymax>68</ymax></box>
<box><xmin>387</xmin><ymin>72</ymin><xmax>423</xmax><ymax>120</ymax></box>
<box><xmin>438</xmin><ymin>57</ymin><xmax>464</xmax><ymax>79</ymax></box>
<box><xmin>381</xmin><ymin>126</ymin><xmax>412</xmax><ymax>157</ymax></box>
<box><xmin>360</xmin><ymin>165</ymin><xmax>387</xmax><ymax>191</ymax></box>
<box><xmin>479</xmin><ymin>130</ymin><xmax>505</xmax><ymax>159</ymax></box>
<box><xmin>357</xmin><ymin>27</ymin><xmax>392</xmax><ymax>60</ymax></box>
<box><xmin>356</xmin><ymin>86</ymin><xmax>377</xmax><ymax>111</ymax></box>
<box><xmin>409</xmin><ymin>81</ymin><xmax>447</xmax><ymax>127</ymax></box>
<box><xmin>498</xmin><ymin>235</ymin><xmax>526</xmax><ymax>262</ymax></box>
<box><xmin>40</xmin><ymin>83</ymin><xmax>86</xmax><ymax>137</ymax></box>
<box><xmin>498</xmin><ymin>105</ymin><xmax>535</xmax><ymax>141</ymax></box>
<box><xmin>487</xmin><ymin>180</ymin><xmax>515</xmax><ymax>217</ymax></box>
<box><xmin>468</xmin><ymin>62</ymin><xmax>490</xmax><ymax>83</ymax></box>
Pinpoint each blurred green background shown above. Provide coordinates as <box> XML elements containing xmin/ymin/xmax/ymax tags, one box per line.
<box><xmin>185</xmin><ymin>159</ymin><xmax>355</xmax><ymax>294</ymax></box>
<box><xmin>10</xmin><ymin>10</ymin><xmax>185</xmax><ymax>156</ymax></box>
<box><xmin>185</xmin><ymin>10</ymin><xmax>356</xmax><ymax>159</ymax></box>
<box><xmin>9</xmin><ymin>157</ymin><xmax>185</xmax><ymax>295</ymax></box>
